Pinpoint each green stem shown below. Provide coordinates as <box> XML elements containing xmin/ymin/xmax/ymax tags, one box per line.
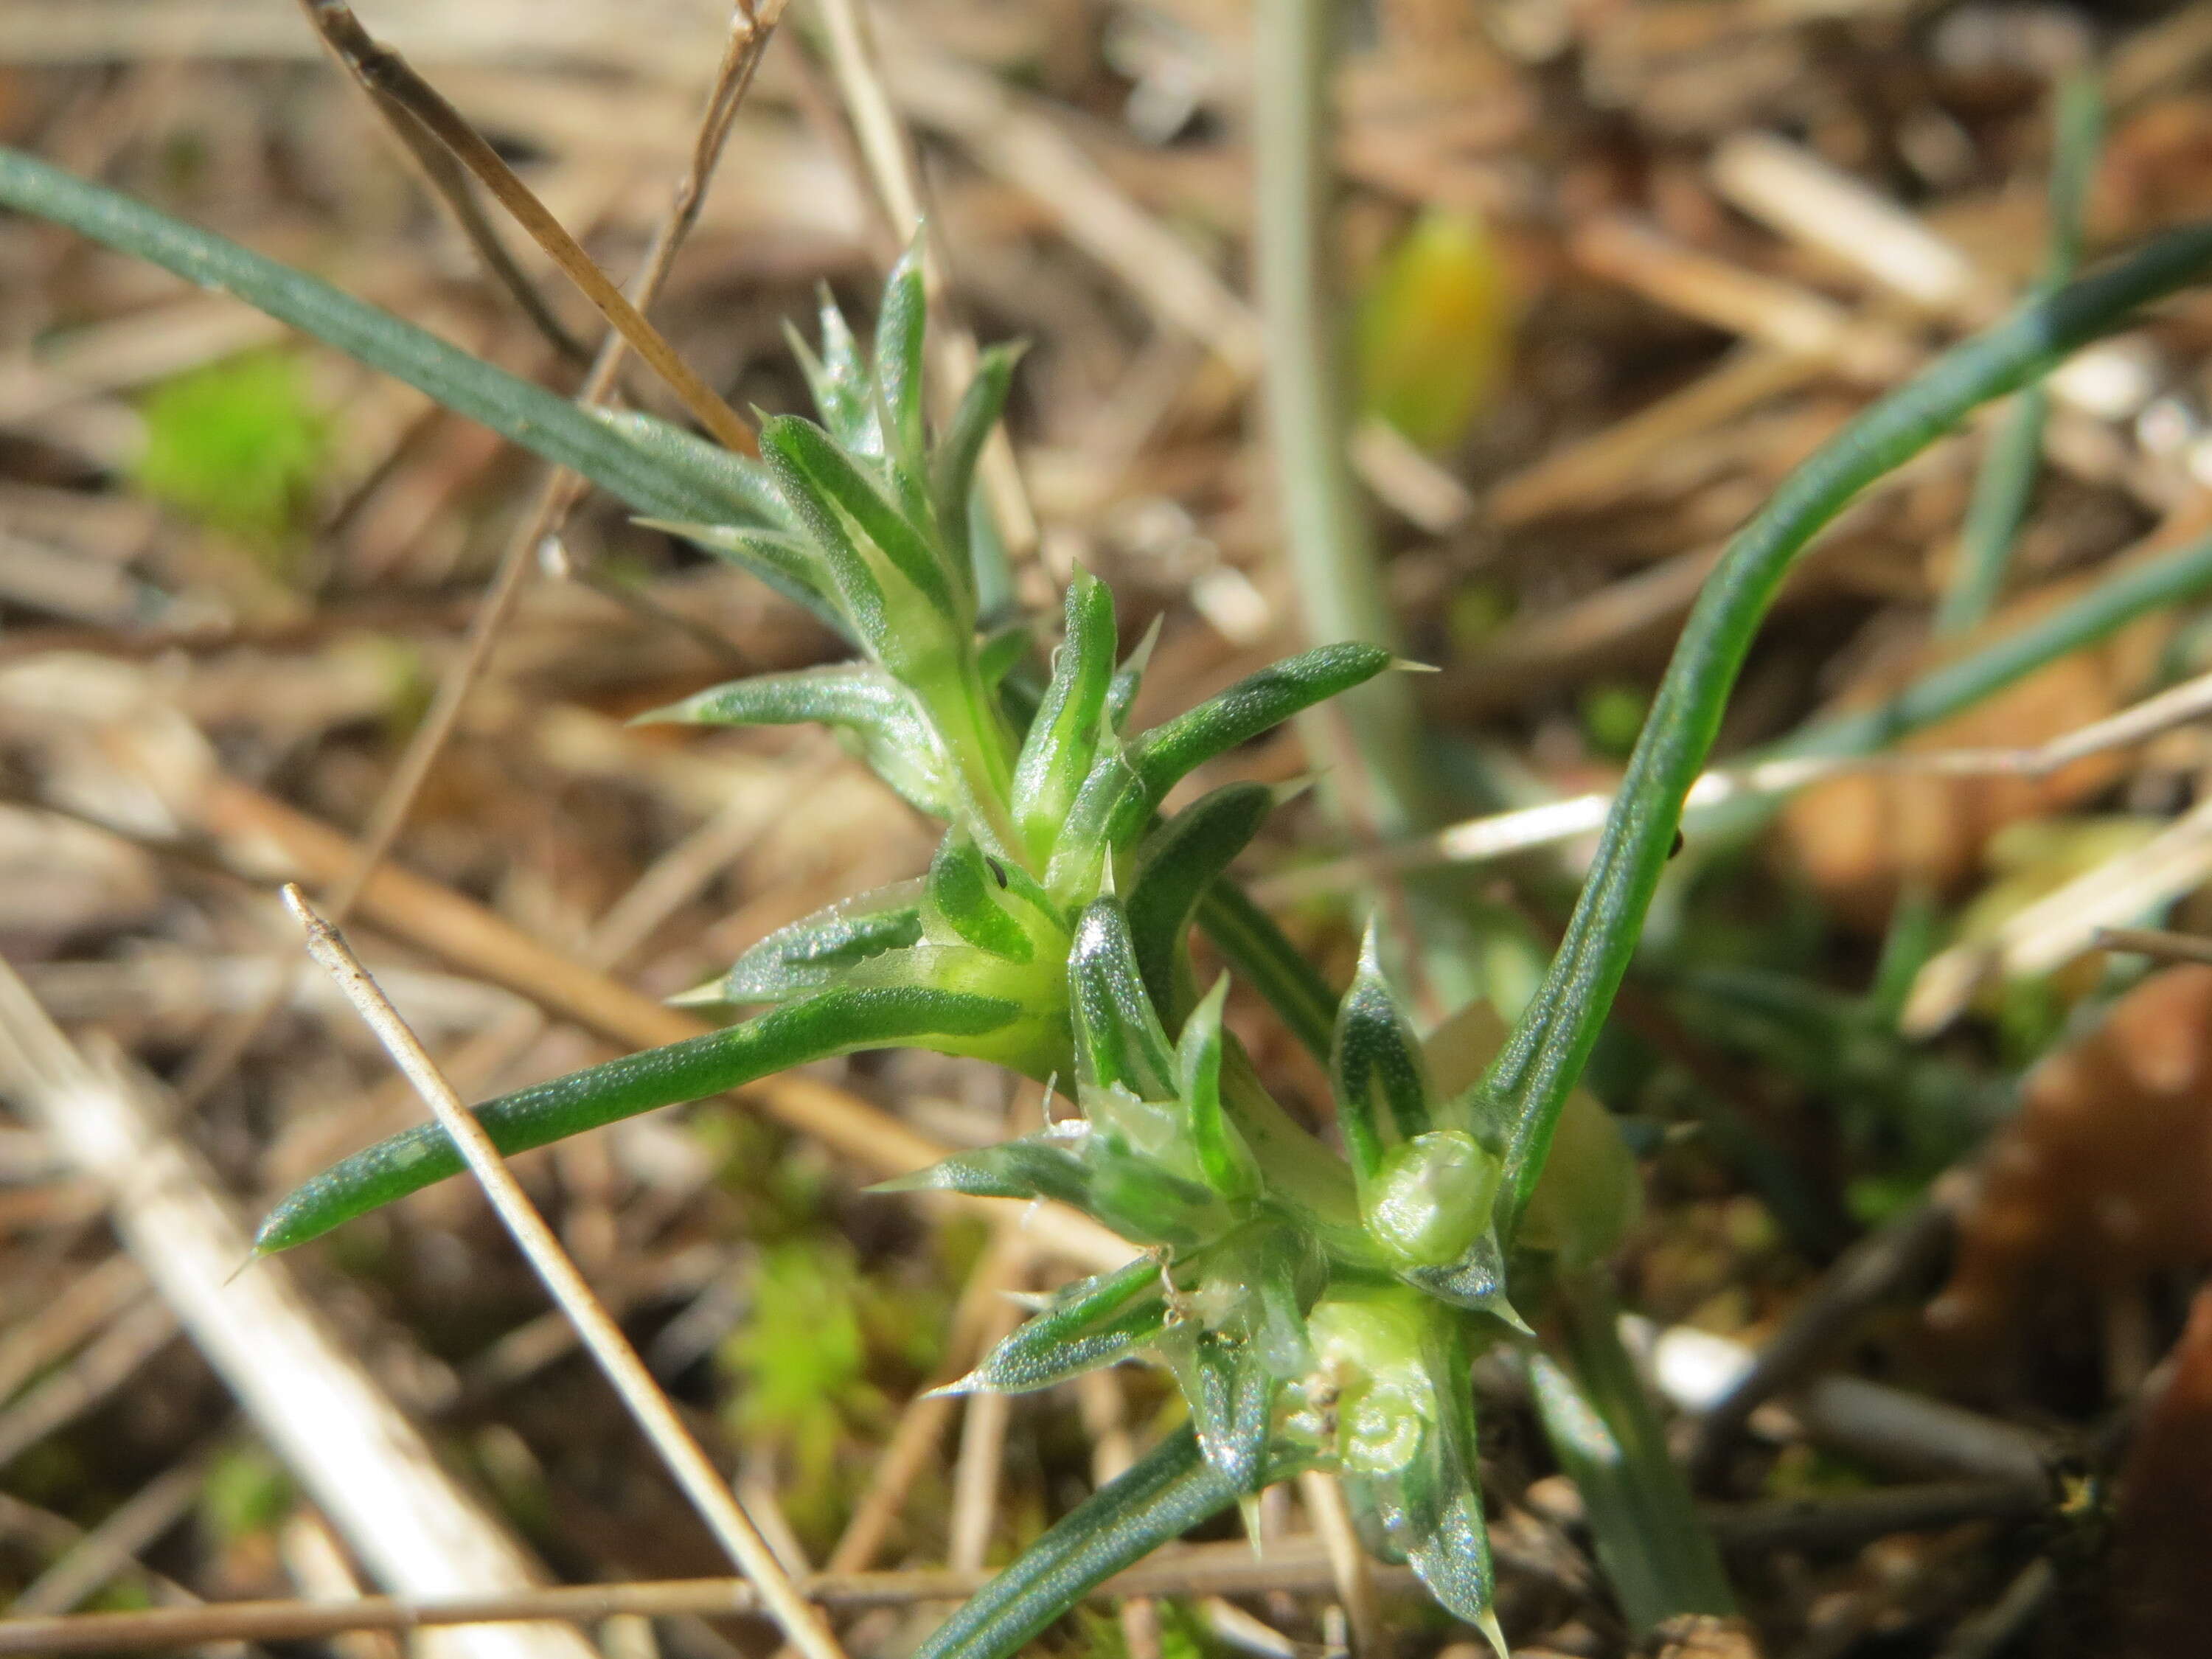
<box><xmin>1488</xmin><ymin>218</ymin><xmax>2212</xmax><ymax>1224</ymax></box>
<box><xmin>1531</xmin><ymin>1273</ymin><xmax>1734</xmax><ymax>1633</ymax></box>
<box><xmin>1658</xmin><ymin>519</ymin><xmax>2212</xmax><ymax>858</ymax></box>
<box><xmin>0</xmin><ymin>147</ymin><xmax>737</xmax><ymax>526</ymax></box>
<box><xmin>1252</xmin><ymin>0</ymin><xmax>1429</xmax><ymax>838</ymax></box>
<box><xmin>911</xmin><ymin>1427</ymin><xmax>1237</xmax><ymax>1659</ymax></box>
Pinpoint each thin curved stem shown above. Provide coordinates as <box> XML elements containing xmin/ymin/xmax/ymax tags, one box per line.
<box><xmin>1487</xmin><ymin>218</ymin><xmax>2212</xmax><ymax>1223</ymax></box>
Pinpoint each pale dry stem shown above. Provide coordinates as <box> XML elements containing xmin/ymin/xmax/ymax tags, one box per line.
<box><xmin>281</xmin><ymin>884</ymin><xmax>850</xmax><ymax>1659</ymax></box>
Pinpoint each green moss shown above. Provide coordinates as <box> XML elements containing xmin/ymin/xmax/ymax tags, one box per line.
<box><xmin>133</xmin><ymin>350</ymin><xmax>327</xmax><ymax>566</ymax></box>
<box><xmin>720</xmin><ymin>1239</ymin><xmax>950</xmax><ymax>1547</ymax></box>
<box><xmin>198</xmin><ymin>1444</ymin><xmax>293</xmax><ymax>1545</ymax></box>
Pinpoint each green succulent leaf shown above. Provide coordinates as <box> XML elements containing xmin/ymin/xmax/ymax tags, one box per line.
<box><xmin>787</xmin><ymin>293</ymin><xmax>880</xmax><ymax>457</ymax></box>
<box><xmin>1304</xmin><ymin>1293</ymin><xmax>1500</xmax><ymax>1638</ymax></box>
<box><xmin>1045</xmin><ymin>748</ymin><xmax>1144</xmax><ymax>902</ymax></box>
<box><xmin>1382</xmin><ymin>1446</ymin><xmax>1498</xmax><ymax>1641</ymax></box>
<box><xmin>1127</xmin><ymin>782</ymin><xmax>1274</xmax><ymax>1023</ymax></box>
<box><xmin>1157</xmin><ymin>1329</ymin><xmax>1274</xmax><ymax>1491</ymax></box>
<box><xmin>641</xmin><ymin>519</ymin><xmax>849</xmax><ymax>639</ymax></box>
<box><xmin>757</xmin><ymin>419</ymin><xmax>897</xmax><ymax>653</ymax></box>
<box><xmin>1394</xmin><ymin>1228</ymin><xmax>1521</xmax><ymax>1326</ymax></box>
<box><xmin>1068</xmin><ymin>898</ymin><xmax>1179</xmax><ymax>1101</ymax></box>
<box><xmin>977</xmin><ymin>620</ymin><xmax>1034</xmax><ymax>691</ymax></box>
<box><xmin>636</xmin><ymin>663</ymin><xmax>956</xmax><ymax>820</ymax></box>
<box><xmin>0</xmin><ymin>147</ymin><xmax>776</xmax><ymax>535</ymax></box>
<box><xmin>926</xmin><ymin>831</ymin><xmax>1036</xmax><ymax>963</ymax></box>
<box><xmin>1102</xmin><ymin>668</ymin><xmax>1141</xmax><ymax>739</ymax></box>
<box><xmin>638</xmin><ymin>663</ymin><xmax>907</xmax><ymax>730</ymax></box>
<box><xmin>933</xmin><ymin>341</ymin><xmax>1022</xmax><ymax>561</ymax></box>
<box><xmin>909</xmin><ymin>1427</ymin><xmax>1239</xmax><ymax>1659</ymax></box>
<box><xmin>1175</xmin><ymin>978</ymin><xmax>1259</xmax><ymax>1202</ymax></box>
<box><xmin>1051</xmin><ymin>643</ymin><xmax>1394</xmax><ymax>896</ymax></box>
<box><xmin>1330</xmin><ymin>926</ymin><xmax>1434</xmax><ymax>1180</ymax></box>
<box><xmin>1083</xmin><ymin>1144</ymin><xmax>1234</xmax><ymax>1250</ymax></box>
<box><xmin>1129</xmin><ymin>642</ymin><xmax>1394</xmax><ymax>805</ymax></box>
<box><xmin>874</xmin><ymin>1135</ymin><xmax>1094</xmax><ymax>1208</ymax></box>
<box><xmin>257</xmin><ymin>985</ymin><xmax>1030</xmax><ymax>1254</ymax></box>
<box><xmin>761</xmin><ymin>413</ymin><xmax>958</xmax><ymax>630</ymax></box>
<box><xmin>1194</xmin><ymin>880</ymin><xmax>1338</xmax><ymax>1065</ymax></box>
<box><xmin>961</xmin><ymin>1259</ymin><xmax>1169</xmax><ymax>1394</ymax></box>
<box><xmin>1012</xmin><ymin>568</ymin><xmax>1119</xmax><ymax>867</ymax></box>
<box><xmin>709</xmin><ymin>880</ymin><xmax>926</xmax><ymax>1004</ymax></box>
<box><xmin>874</xmin><ymin>240</ymin><xmax>930</xmax><ymax>473</ymax></box>
<box><xmin>591</xmin><ymin>409</ymin><xmax>790</xmax><ymax>529</ymax></box>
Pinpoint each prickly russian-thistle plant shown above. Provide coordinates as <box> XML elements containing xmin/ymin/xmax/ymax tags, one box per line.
<box><xmin>254</xmin><ymin>248</ymin><xmax>1633</xmax><ymax>1646</ymax></box>
<box><xmin>15</xmin><ymin>102</ymin><xmax>2212</xmax><ymax>1659</ymax></box>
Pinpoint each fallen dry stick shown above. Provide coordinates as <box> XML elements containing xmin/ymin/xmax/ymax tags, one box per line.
<box><xmin>0</xmin><ymin>957</ymin><xmax>594</xmax><ymax>1659</ymax></box>
<box><xmin>0</xmin><ymin>1541</ymin><xmax>1419</xmax><ymax>1655</ymax></box>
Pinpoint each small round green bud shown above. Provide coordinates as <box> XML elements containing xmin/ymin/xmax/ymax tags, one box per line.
<box><xmin>1362</xmin><ymin>1129</ymin><xmax>1501</xmax><ymax>1269</ymax></box>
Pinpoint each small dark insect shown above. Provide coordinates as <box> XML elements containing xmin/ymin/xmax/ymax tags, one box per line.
<box><xmin>1669</xmin><ymin>828</ymin><xmax>1686</xmax><ymax>859</ymax></box>
<box><xmin>985</xmin><ymin>856</ymin><xmax>1009</xmax><ymax>888</ymax></box>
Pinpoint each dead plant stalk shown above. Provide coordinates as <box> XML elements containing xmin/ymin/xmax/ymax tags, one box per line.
<box><xmin>279</xmin><ymin>885</ymin><xmax>849</xmax><ymax>1659</ymax></box>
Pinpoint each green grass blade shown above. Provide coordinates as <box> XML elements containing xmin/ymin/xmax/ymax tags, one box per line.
<box><xmin>1531</xmin><ymin>1273</ymin><xmax>1734</xmax><ymax>1632</ymax></box>
<box><xmin>1935</xmin><ymin>73</ymin><xmax>2103</xmax><ymax>635</ymax></box>
<box><xmin>1487</xmin><ymin>217</ymin><xmax>2212</xmax><ymax>1225</ymax></box>
<box><xmin>910</xmin><ymin>1427</ymin><xmax>1238</xmax><ymax>1659</ymax></box>
<box><xmin>1771</xmin><ymin>525</ymin><xmax>2212</xmax><ymax>777</ymax></box>
<box><xmin>0</xmin><ymin>147</ymin><xmax>740</xmax><ymax>526</ymax></box>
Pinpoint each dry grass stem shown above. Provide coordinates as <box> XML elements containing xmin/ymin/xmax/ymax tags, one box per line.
<box><xmin>1903</xmin><ymin>791</ymin><xmax>2212</xmax><ymax>1034</ymax></box>
<box><xmin>2093</xmin><ymin>925</ymin><xmax>2212</xmax><ymax>967</ymax></box>
<box><xmin>823</xmin><ymin>1227</ymin><xmax>1029</xmax><ymax>1575</ymax></box>
<box><xmin>0</xmin><ymin>1540</ymin><xmax>1428</xmax><ymax>1656</ymax></box>
<box><xmin>11</xmin><ymin>1449</ymin><xmax>218</xmax><ymax>1617</ymax></box>
<box><xmin>1488</xmin><ymin>347</ymin><xmax>1821</xmax><ymax>526</ymax></box>
<box><xmin>883</xmin><ymin>32</ymin><xmax>1262</xmax><ymax>375</ymax></box>
<box><xmin>1297</xmin><ymin>1472</ymin><xmax>1386</xmax><ymax>1659</ymax></box>
<box><xmin>1274</xmin><ymin>661</ymin><xmax>2212</xmax><ymax>898</ymax></box>
<box><xmin>280</xmin><ymin>884</ymin><xmax>850</xmax><ymax>1659</ymax></box>
<box><xmin>945</xmin><ymin>1284</ymin><xmax>1024</xmax><ymax>1573</ymax></box>
<box><xmin>1571</xmin><ymin>216</ymin><xmax>1913</xmax><ymax>383</ymax></box>
<box><xmin>297</xmin><ymin>0</ymin><xmax>757</xmax><ymax>453</ymax></box>
<box><xmin>0</xmin><ymin>1296</ymin><xmax>179</xmax><ymax>1472</ymax></box>
<box><xmin>300</xmin><ymin>5</ymin><xmax>589</xmax><ymax>363</ymax></box>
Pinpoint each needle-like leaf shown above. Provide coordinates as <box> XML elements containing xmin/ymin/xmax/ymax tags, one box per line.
<box><xmin>258</xmin><ymin>985</ymin><xmax>1032</xmax><ymax>1253</ymax></box>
